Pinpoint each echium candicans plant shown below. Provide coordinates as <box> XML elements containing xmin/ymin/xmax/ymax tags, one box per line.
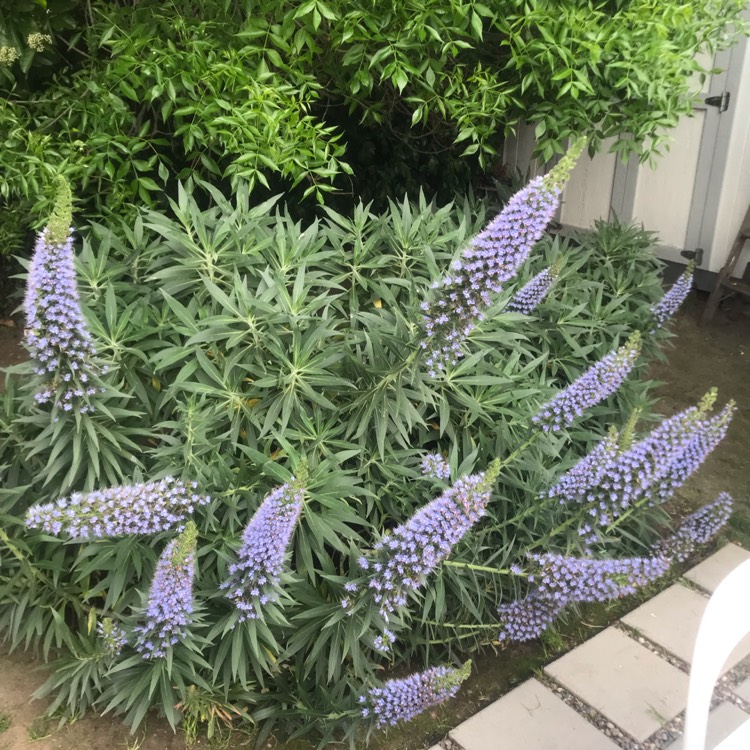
<box><xmin>652</xmin><ymin>493</ymin><xmax>733</xmax><ymax>563</ymax></box>
<box><xmin>23</xmin><ymin>178</ymin><xmax>102</xmax><ymax>411</ymax></box>
<box><xmin>547</xmin><ymin>389</ymin><xmax>735</xmax><ymax>527</ymax></box>
<box><xmin>532</xmin><ymin>331</ymin><xmax>642</xmax><ymax>432</ymax></box>
<box><xmin>358</xmin><ymin>660</ymin><xmax>471</xmax><ymax>727</ymax></box>
<box><xmin>497</xmin><ymin>486</ymin><xmax>733</xmax><ymax>645</ymax></box>
<box><xmin>497</xmin><ymin>551</ymin><xmax>671</xmax><ymax>643</ymax></box>
<box><xmin>420</xmin><ymin>137</ymin><xmax>586</xmax><ymax>375</ymax></box>
<box><xmin>348</xmin><ymin>461</ymin><xmax>500</xmax><ymax>651</ymax></box>
<box><xmin>1</xmin><ymin>150</ymin><xmax>742</xmax><ymax>745</ymax></box>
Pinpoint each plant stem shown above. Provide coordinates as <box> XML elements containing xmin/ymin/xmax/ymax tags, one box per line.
<box><xmin>442</xmin><ymin>560</ymin><xmax>519</xmax><ymax>576</ymax></box>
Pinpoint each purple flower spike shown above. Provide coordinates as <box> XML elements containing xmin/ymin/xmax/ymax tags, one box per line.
<box><xmin>651</xmin><ymin>263</ymin><xmax>694</xmax><ymax>331</ymax></box>
<box><xmin>23</xmin><ymin>179</ymin><xmax>101</xmax><ymax>409</ymax></box>
<box><xmin>360</xmin><ymin>660</ymin><xmax>471</xmax><ymax>727</ymax></box>
<box><xmin>547</xmin><ymin>391</ymin><xmax>735</xmax><ymax>528</ymax></box>
<box><xmin>498</xmin><ymin>551</ymin><xmax>669</xmax><ymax>643</ymax></box>
<box><xmin>25</xmin><ymin>477</ymin><xmax>210</xmax><ymax>539</ymax></box>
<box><xmin>97</xmin><ymin>618</ymin><xmax>128</xmax><ymax>657</ymax></box>
<box><xmin>420</xmin><ymin>452</ymin><xmax>451</xmax><ymax>480</ymax></box>
<box><xmin>221</xmin><ymin>475</ymin><xmax>305</xmax><ymax>622</ymax></box>
<box><xmin>134</xmin><ymin>522</ymin><xmax>198</xmax><ymax>660</ymax></box>
<box><xmin>653</xmin><ymin>493</ymin><xmax>733</xmax><ymax>563</ymax></box>
<box><xmin>364</xmin><ymin>461</ymin><xmax>500</xmax><ymax>626</ymax></box>
<box><xmin>533</xmin><ymin>332</ymin><xmax>641</xmax><ymax>432</ymax></box>
<box><xmin>497</xmin><ymin>589</ymin><xmax>566</xmax><ymax>642</ymax></box>
<box><xmin>531</xmin><ymin>552</ymin><xmax>669</xmax><ymax>603</ymax></box>
<box><xmin>506</xmin><ymin>265</ymin><xmax>558</xmax><ymax>315</ymax></box>
<box><xmin>421</xmin><ymin>139</ymin><xmax>585</xmax><ymax>375</ymax></box>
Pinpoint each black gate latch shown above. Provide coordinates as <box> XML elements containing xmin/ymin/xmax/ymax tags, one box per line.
<box><xmin>705</xmin><ymin>92</ymin><xmax>730</xmax><ymax>112</ymax></box>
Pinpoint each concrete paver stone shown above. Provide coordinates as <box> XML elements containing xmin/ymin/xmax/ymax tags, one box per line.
<box><xmin>449</xmin><ymin>678</ymin><xmax>619</xmax><ymax>750</ymax></box>
<box><xmin>684</xmin><ymin>544</ymin><xmax>750</xmax><ymax>593</ymax></box>
<box><xmin>622</xmin><ymin>583</ymin><xmax>750</xmax><ymax>670</ymax></box>
<box><xmin>663</xmin><ymin>703</ymin><xmax>750</xmax><ymax>750</ymax></box>
<box><xmin>735</xmin><ymin>678</ymin><xmax>750</xmax><ymax>703</ymax></box>
<box><xmin>545</xmin><ymin>627</ymin><xmax>689</xmax><ymax>742</ymax></box>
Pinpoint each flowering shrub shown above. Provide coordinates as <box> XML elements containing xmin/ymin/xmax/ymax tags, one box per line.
<box><xmin>0</xmin><ymin>163</ymin><xmax>731</xmax><ymax>745</ymax></box>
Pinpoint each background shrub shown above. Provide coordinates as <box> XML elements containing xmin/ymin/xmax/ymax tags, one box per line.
<box><xmin>1</xmin><ymin>0</ymin><xmax>746</xmax><ymax>254</ymax></box>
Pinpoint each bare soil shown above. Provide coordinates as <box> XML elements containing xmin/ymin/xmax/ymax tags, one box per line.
<box><xmin>0</xmin><ymin>291</ymin><xmax>748</xmax><ymax>750</ymax></box>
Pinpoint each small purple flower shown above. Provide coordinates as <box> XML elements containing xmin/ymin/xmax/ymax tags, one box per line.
<box><xmin>652</xmin><ymin>493</ymin><xmax>733</xmax><ymax>563</ymax></box>
<box><xmin>134</xmin><ymin>522</ymin><xmax>197</xmax><ymax>659</ymax></box>
<box><xmin>533</xmin><ymin>332</ymin><xmax>641</xmax><ymax>432</ymax></box>
<box><xmin>25</xmin><ymin>477</ymin><xmax>210</xmax><ymax>539</ymax></box>
<box><xmin>221</xmin><ymin>477</ymin><xmax>305</xmax><ymax>621</ymax></box>
<box><xmin>97</xmin><ymin>618</ymin><xmax>128</xmax><ymax>657</ymax></box>
<box><xmin>420</xmin><ymin>452</ymin><xmax>451</xmax><ymax>480</ymax></box>
<box><xmin>506</xmin><ymin>266</ymin><xmax>557</xmax><ymax>315</ymax></box>
<box><xmin>651</xmin><ymin>263</ymin><xmax>693</xmax><ymax>331</ymax></box>
<box><xmin>23</xmin><ymin>179</ymin><xmax>101</xmax><ymax>409</ymax></box>
<box><xmin>421</xmin><ymin>139</ymin><xmax>585</xmax><ymax>375</ymax></box>
<box><xmin>360</xmin><ymin>661</ymin><xmax>471</xmax><ymax>727</ymax></box>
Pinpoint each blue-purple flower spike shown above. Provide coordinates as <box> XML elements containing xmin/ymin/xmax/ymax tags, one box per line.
<box><xmin>25</xmin><ymin>477</ymin><xmax>210</xmax><ymax>539</ymax></box>
<box><xmin>421</xmin><ymin>139</ymin><xmax>585</xmax><ymax>375</ymax></box>
<box><xmin>652</xmin><ymin>493</ymin><xmax>733</xmax><ymax>563</ymax></box>
<box><xmin>134</xmin><ymin>522</ymin><xmax>197</xmax><ymax>659</ymax></box>
<box><xmin>97</xmin><ymin>618</ymin><xmax>128</xmax><ymax>657</ymax></box>
<box><xmin>651</xmin><ymin>262</ymin><xmax>694</xmax><ymax>331</ymax></box>
<box><xmin>221</xmin><ymin>473</ymin><xmax>305</xmax><ymax>622</ymax></box>
<box><xmin>498</xmin><ymin>550</ymin><xmax>669</xmax><ymax>643</ymax></box>
<box><xmin>506</xmin><ymin>265</ymin><xmax>558</xmax><ymax>315</ymax></box>
<box><xmin>533</xmin><ymin>331</ymin><xmax>641</xmax><ymax>432</ymax></box>
<box><xmin>23</xmin><ymin>178</ymin><xmax>101</xmax><ymax>411</ymax></box>
<box><xmin>359</xmin><ymin>660</ymin><xmax>471</xmax><ymax>727</ymax></box>
<box><xmin>362</xmin><ymin>461</ymin><xmax>500</xmax><ymax>627</ymax></box>
<box><xmin>547</xmin><ymin>391</ymin><xmax>735</xmax><ymax>528</ymax></box>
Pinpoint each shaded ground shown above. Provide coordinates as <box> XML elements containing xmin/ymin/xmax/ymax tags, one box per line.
<box><xmin>0</xmin><ymin>292</ymin><xmax>748</xmax><ymax>750</ymax></box>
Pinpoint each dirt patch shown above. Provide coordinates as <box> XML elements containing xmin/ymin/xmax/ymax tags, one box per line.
<box><xmin>0</xmin><ymin>650</ymin><xmax>195</xmax><ymax>750</ymax></box>
<box><xmin>649</xmin><ymin>292</ymin><xmax>750</xmax><ymax>545</ymax></box>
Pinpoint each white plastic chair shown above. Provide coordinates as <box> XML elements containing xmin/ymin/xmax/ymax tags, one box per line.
<box><xmin>683</xmin><ymin>559</ymin><xmax>750</xmax><ymax>750</ymax></box>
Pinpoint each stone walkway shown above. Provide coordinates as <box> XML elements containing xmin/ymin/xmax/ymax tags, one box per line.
<box><xmin>428</xmin><ymin>543</ymin><xmax>750</xmax><ymax>750</ymax></box>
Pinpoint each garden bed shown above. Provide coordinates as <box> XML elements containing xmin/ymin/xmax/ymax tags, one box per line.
<box><xmin>1</xmin><ymin>292</ymin><xmax>747</xmax><ymax>750</ymax></box>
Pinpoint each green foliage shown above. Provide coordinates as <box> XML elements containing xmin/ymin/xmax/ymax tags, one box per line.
<box><xmin>1</xmin><ymin>0</ymin><xmax>747</xmax><ymax>253</ymax></box>
<box><xmin>0</xmin><ymin>185</ymin><xmax>673</xmax><ymax>743</ymax></box>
